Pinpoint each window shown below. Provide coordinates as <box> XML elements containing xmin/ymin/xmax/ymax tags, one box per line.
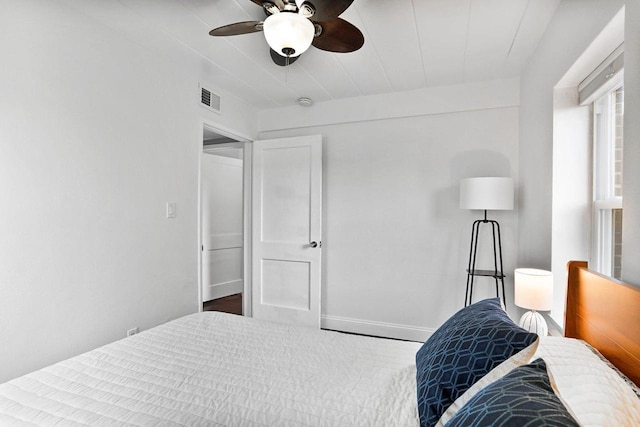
<box><xmin>592</xmin><ymin>81</ymin><xmax>624</xmax><ymax>279</ymax></box>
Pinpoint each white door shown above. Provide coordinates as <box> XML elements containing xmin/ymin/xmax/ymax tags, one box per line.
<box><xmin>202</xmin><ymin>153</ymin><xmax>244</xmax><ymax>302</ymax></box>
<box><xmin>252</xmin><ymin>135</ymin><xmax>322</xmax><ymax>327</ymax></box>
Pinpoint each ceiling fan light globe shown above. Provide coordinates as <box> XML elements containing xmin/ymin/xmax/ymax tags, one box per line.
<box><xmin>263</xmin><ymin>12</ymin><xmax>314</xmax><ymax>58</ymax></box>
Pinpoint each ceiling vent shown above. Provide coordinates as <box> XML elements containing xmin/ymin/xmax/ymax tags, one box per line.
<box><xmin>199</xmin><ymin>84</ymin><xmax>221</xmax><ymax>114</ymax></box>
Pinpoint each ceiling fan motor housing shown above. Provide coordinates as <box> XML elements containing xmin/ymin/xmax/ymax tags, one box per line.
<box><xmin>263</xmin><ymin>10</ymin><xmax>315</xmax><ymax>57</ymax></box>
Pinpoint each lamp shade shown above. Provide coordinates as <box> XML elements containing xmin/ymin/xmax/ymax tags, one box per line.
<box><xmin>514</xmin><ymin>268</ymin><xmax>553</xmax><ymax>311</ymax></box>
<box><xmin>263</xmin><ymin>12</ymin><xmax>315</xmax><ymax>58</ymax></box>
<box><xmin>459</xmin><ymin>177</ymin><xmax>514</xmax><ymax>210</ymax></box>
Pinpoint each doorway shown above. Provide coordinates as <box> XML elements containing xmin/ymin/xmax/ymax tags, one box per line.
<box><xmin>198</xmin><ymin>128</ymin><xmax>323</xmax><ymax>326</ymax></box>
<box><xmin>200</xmin><ymin>125</ymin><xmax>247</xmax><ymax>316</ymax></box>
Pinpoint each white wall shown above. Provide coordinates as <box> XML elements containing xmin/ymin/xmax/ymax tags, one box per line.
<box><xmin>550</xmin><ymin>87</ymin><xmax>591</xmax><ymax>325</ymax></box>
<box><xmin>518</xmin><ymin>0</ymin><xmax>625</xmax><ymax>271</ymax></box>
<box><xmin>622</xmin><ymin>2</ymin><xmax>640</xmax><ymax>284</ymax></box>
<box><xmin>519</xmin><ymin>0</ymin><xmax>640</xmax><ymax>328</ymax></box>
<box><xmin>0</xmin><ymin>1</ymin><xmax>257</xmax><ymax>382</ymax></box>
<box><xmin>259</xmin><ymin>80</ymin><xmax>520</xmax><ymax>340</ymax></box>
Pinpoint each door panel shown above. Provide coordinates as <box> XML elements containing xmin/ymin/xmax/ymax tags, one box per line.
<box><xmin>252</xmin><ymin>135</ymin><xmax>322</xmax><ymax>327</ymax></box>
<box><xmin>261</xmin><ymin>146</ymin><xmax>312</xmax><ymax>242</ymax></box>
<box><xmin>261</xmin><ymin>259</ymin><xmax>310</xmax><ymax>310</ymax></box>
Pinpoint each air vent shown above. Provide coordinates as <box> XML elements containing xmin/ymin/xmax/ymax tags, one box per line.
<box><xmin>199</xmin><ymin>84</ymin><xmax>221</xmax><ymax>114</ymax></box>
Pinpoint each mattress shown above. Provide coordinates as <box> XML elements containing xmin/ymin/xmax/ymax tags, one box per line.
<box><xmin>0</xmin><ymin>312</ymin><xmax>423</xmax><ymax>426</ymax></box>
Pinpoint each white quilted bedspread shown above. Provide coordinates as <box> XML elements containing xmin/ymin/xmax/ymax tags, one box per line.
<box><xmin>0</xmin><ymin>312</ymin><xmax>422</xmax><ymax>426</ymax></box>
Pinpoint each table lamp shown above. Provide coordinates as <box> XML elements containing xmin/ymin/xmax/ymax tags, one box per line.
<box><xmin>514</xmin><ymin>268</ymin><xmax>553</xmax><ymax>336</ymax></box>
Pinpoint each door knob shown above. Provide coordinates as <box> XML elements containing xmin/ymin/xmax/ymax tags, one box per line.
<box><xmin>310</xmin><ymin>241</ymin><xmax>322</xmax><ymax>248</ymax></box>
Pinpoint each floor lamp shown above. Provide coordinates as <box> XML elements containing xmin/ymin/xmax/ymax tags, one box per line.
<box><xmin>460</xmin><ymin>177</ymin><xmax>514</xmax><ymax>307</ymax></box>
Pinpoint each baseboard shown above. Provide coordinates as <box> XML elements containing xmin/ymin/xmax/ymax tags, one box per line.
<box><xmin>204</xmin><ymin>280</ymin><xmax>243</xmax><ymax>301</ymax></box>
<box><xmin>321</xmin><ymin>315</ymin><xmax>434</xmax><ymax>342</ymax></box>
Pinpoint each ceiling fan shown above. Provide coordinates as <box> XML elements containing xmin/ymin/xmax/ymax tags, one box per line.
<box><xmin>209</xmin><ymin>0</ymin><xmax>364</xmax><ymax>66</ymax></box>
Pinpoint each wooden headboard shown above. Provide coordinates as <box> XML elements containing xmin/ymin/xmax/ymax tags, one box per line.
<box><xmin>565</xmin><ymin>261</ymin><xmax>640</xmax><ymax>385</ymax></box>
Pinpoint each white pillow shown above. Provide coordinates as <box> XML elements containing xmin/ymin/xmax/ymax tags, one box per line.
<box><xmin>533</xmin><ymin>336</ymin><xmax>640</xmax><ymax>427</ymax></box>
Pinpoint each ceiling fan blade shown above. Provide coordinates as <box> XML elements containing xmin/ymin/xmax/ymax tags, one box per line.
<box><xmin>270</xmin><ymin>48</ymin><xmax>299</xmax><ymax>66</ymax></box>
<box><xmin>305</xmin><ymin>0</ymin><xmax>354</xmax><ymax>22</ymax></box>
<box><xmin>209</xmin><ymin>21</ymin><xmax>263</xmax><ymax>37</ymax></box>
<box><xmin>312</xmin><ymin>18</ymin><xmax>364</xmax><ymax>53</ymax></box>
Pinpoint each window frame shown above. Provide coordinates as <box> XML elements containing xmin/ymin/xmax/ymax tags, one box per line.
<box><xmin>591</xmin><ymin>76</ymin><xmax>624</xmax><ymax>278</ymax></box>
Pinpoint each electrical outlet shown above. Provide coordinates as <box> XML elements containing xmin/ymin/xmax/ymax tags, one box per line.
<box><xmin>126</xmin><ymin>327</ymin><xmax>139</xmax><ymax>337</ymax></box>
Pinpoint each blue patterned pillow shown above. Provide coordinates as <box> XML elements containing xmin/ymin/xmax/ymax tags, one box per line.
<box><xmin>416</xmin><ymin>298</ymin><xmax>538</xmax><ymax>427</ymax></box>
<box><xmin>444</xmin><ymin>358</ymin><xmax>579</xmax><ymax>426</ymax></box>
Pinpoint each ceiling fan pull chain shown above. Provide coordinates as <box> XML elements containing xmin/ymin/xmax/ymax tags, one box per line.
<box><xmin>285</xmin><ymin>57</ymin><xmax>289</xmax><ymax>83</ymax></box>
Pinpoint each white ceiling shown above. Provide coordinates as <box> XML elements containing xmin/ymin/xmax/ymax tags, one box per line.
<box><xmin>70</xmin><ymin>0</ymin><xmax>560</xmax><ymax>111</ymax></box>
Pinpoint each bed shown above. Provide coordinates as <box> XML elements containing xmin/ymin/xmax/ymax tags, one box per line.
<box><xmin>1</xmin><ymin>261</ymin><xmax>639</xmax><ymax>426</ymax></box>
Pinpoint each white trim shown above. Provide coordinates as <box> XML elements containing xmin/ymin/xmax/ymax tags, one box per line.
<box><xmin>197</xmin><ymin>129</ymin><xmax>204</xmax><ymax>313</ymax></box>
<box><xmin>203</xmin><ymin>142</ymin><xmax>244</xmax><ymax>155</ymax></box>
<box><xmin>203</xmin><ymin>280</ymin><xmax>244</xmax><ymax>302</ymax></box>
<box><xmin>591</xmin><ymin>83</ymin><xmax>624</xmax><ymax>277</ymax></box>
<box><xmin>242</xmin><ymin>142</ymin><xmax>252</xmax><ymax>317</ymax></box>
<box><xmin>202</xmin><ymin>121</ymin><xmax>254</xmax><ymax>144</ymax></box>
<box><xmin>321</xmin><ymin>315</ymin><xmax>434</xmax><ymax>342</ymax></box>
<box><xmin>259</xmin><ymin>78</ymin><xmax>519</xmax><ymax>133</ymax></box>
<box><xmin>198</xmin><ymin>119</ymin><xmax>252</xmax><ymax>315</ymax></box>
<box><xmin>594</xmin><ymin>197</ymin><xmax>623</xmax><ymax>210</ymax></box>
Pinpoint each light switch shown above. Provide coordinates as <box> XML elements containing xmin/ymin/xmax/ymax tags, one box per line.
<box><xmin>166</xmin><ymin>202</ymin><xmax>177</xmax><ymax>219</ymax></box>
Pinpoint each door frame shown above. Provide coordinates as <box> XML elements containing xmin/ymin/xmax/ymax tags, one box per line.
<box><xmin>198</xmin><ymin>120</ymin><xmax>253</xmax><ymax>316</ymax></box>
